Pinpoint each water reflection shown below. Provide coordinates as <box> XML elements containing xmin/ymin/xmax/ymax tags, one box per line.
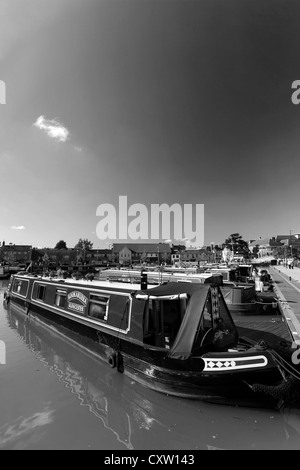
<box><xmin>2</xmin><ymin>278</ymin><xmax>300</xmax><ymax>450</ymax></box>
<box><xmin>0</xmin><ymin>406</ymin><xmax>54</xmax><ymax>449</ymax></box>
<box><xmin>6</xmin><ymin>305</ymin><xmax>135</xmax><ymax>449</ymax></box>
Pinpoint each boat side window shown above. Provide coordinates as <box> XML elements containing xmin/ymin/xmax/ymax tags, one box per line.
<box><xmin>12</xmin><ymin>279</ymin><xmax>29</xmax><ymax>296</ymax></box>
<box><xmin>55</xmin><ymin>289</ymin><xmax>67</xmax><ymax>308</ymax></box>
<box><xmin>88</xmin><ymin>294</ymin><xmax>109</xmax><ymax>321</ymax></box>
<box><xmin>37</xmin><ymin>284</ymin><xmax>46</xmax><ymax>301</ymax></box>
<box><xmin>12</xmin><ymin>279</ymin><xmax>21</xmax><ymax>294</ymax></box>
<box><xmin>143</xmin><ymin>299</ymin><xmax>163</xmax><ymax>346</ymax></box>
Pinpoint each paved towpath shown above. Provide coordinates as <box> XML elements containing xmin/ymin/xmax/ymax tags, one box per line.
<box><xmin>269</xmin><ymin>265</ymin><xmax>300</xmax><ymax>345</ymax></box>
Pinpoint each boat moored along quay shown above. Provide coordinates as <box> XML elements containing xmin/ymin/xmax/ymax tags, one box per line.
<box><xmin>99</xmin><ymin>266</ymin><xmax>277</xmax><ymax>316</ymax></box>
<box><xmin>3</xmin><ymin>272</ymin><xmax>300</xmax><ymax>409</ymax></box>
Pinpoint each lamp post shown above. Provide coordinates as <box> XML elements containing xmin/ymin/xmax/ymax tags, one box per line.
<box><xmin>290</xmin><ymin>230</ymin><xmax>294</xmax><ymax>258</ymax></box>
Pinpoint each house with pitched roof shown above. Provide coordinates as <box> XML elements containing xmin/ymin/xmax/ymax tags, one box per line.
<box><xmin>275</xmin><ymin>235</ymin><xmax>300</xmax><ymax>257</ymax></box>
<box><xmin>112</xmin><ymin>243</ymin><xmax>172</xmax><ymax>265</ymax></box>
<box><xmin>248</xmin><ymin>237</ymin><xmax>282</xmax><ymax>258</ymax></box>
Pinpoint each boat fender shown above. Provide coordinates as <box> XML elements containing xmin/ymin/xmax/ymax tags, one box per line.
<box><xmin>116</xmin><ymin>351</ymin><xmax>124</xmax><ymax>373</ymax></box>
<box><xmin>108</xmin><ymin>353</ymin><xmax>116</xmax><ymax>368</ymax></box>
<box><xmin>25</xmin><ymin>301</ymin><xmax>30</xmax><ymax>315</ymax></box>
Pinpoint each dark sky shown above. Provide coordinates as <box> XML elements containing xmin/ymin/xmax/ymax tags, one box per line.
<box><xmin>1</xmin><ymin>0</ymin><xmax>300</xmax><ymax>248</ymax></box>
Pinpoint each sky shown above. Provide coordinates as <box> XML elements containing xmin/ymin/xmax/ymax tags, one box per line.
<box><xmin>1</xmin><ymin>0</ymin><xmax>300</xmax><ymax>249</ymax></box>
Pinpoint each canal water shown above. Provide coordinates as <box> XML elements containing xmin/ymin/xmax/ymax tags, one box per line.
<box><xmin>1</xmin><ymin>279</ymin><xmax>300</xmax><ymax>450</ymax></box>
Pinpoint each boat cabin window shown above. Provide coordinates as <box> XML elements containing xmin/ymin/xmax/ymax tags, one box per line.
<box><xmin>88</xmin><ymin>294</ymin><xmax>109</xmax><ymax>322</ymax></box>
<box><xmin>55</xmin><ymin>289</ymin><xmax>67</xmax><ymax>308</ymax></box>
<box><xmin>12</xmin><ymin>278</ymin><xmax>29</xmax><ymax>297</ymax></box>
<box><xmin>37</xmin><ymin>285</ymin><xmax>46</xmax><ymax>301</ymax></box>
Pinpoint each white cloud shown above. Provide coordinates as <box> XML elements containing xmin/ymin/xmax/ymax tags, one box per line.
<box><xmin>11</xmin><ymin>225</ymin><xmax>26</xmax><ymax>230</ymax></box>
<box><xmin>33</xmin><ymin>115</ymin><xmax>70</xmax><ymax>143</ymax></box>
<box><xmin>174</xmin><ymin>237</ymin><xmax>194</xmax><ymax>248</ymax></box>
<box><xmin>74</xmin><ymin>146</ymin><xmax>82</xmax><ymax>152</ymax></box>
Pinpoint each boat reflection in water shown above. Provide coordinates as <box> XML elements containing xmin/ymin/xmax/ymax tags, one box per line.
<box><xmin>5</xmin><ymin>303</ymin><xmax>300</xmax><ymax>450</ymax></box>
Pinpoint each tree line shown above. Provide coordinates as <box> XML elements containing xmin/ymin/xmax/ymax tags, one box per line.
<box><xmin>54</xmin><ymin>238</ymin><xmax>93</xmax><ymax>250</ymax></box>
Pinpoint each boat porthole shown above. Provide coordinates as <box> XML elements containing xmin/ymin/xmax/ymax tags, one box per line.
<box><xmin>108</xmin><ymin>354</ymin><xmax>116</xmax><ymax>368</ymax></box>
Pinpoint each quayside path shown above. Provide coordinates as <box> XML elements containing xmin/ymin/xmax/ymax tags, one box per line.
<box><xmin>231</xmin><ymin>266</ymin><xmax>300</xmax><ymax>347</ymax></box>
<box><xmin>268</xmin><ymin>266</ymin><xmax>300</xmax><ymax>345</ymax></box>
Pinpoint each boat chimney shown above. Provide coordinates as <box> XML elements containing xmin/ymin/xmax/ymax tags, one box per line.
<box><xmin>141</xmin><ymin>271</ymin><xmax>148</xmax><ymax>290</ymax></box>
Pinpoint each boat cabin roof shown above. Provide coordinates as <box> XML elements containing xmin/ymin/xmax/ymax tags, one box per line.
<box><xmin>136</xmin><ymin>281</ymin><xmax>210</xmax><ymax>297</ymax></box>
<box><xmin>15</xmin><ymin>273</ymin><xmax>158</xmax><ymax>293</ymax></box>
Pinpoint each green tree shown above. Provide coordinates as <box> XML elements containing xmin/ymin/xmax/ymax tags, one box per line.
<box><xmin>161</xmin><ymin>251</ymin><xmax>168</xmax><ymax>263</ymax></box>
<box><xmin>55</xmin><ymin>240</ymin><xmax>68</xmax><ymax>250</ymax></box>
<box><xmin>252</xmin><ymin>244</ymin><xmax>260</xmax><ymax>259</ymax></box>
<box><xmin>272</xmin><ymin>246</ymin><xmax>286</xmax><ymax>259</ymax></box>
<box><xmin>74</xmin><ymin>238</ymin><xmax>93</xmax><ymax>250</ymax></box>
<box><xmin>140</xmin><ymin>250</ymin><xmax>147</xmax><ymax>264</ymax></box>
<box><xmin>224</xmin><ymin>233</ymin><xmax>249</xmax><ymax>257</ymax></box>
<box><xmin>42</xmin><ymin>252</ymin><xmax>49</xmax><ymax>268</ymax></box>
<box><xmin>74</xmin><ymin>238</ymin><xmax>93</xmax><ymax>264</ymax></box>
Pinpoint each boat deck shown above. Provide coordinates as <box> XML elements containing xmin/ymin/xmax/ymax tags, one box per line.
<box><xmin>235</xmin><ymin>314</ymin><xmax>293</xmax><ymax>347</ymax></box>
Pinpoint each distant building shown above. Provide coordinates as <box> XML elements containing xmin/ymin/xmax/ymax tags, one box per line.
<box><xmin>112</xmin><ymin>243</ymin><xmax>171</xmax><ymax>265</ymax></box>
<box><xmin>275</xmin><ymin>235</ymin><xmax>300</xmax><ymax>256</ymax></box>
<box><xmin>276</xmin><ymin>235</ymin><xmax>300</xmax><ymax>246</ymax></box>
<box><xmin>180</xmin><ymin>247</ymin><xmax>222</xmax><ymax>263</ymax></box>
<box><xmin>170</xmin><ymin>244</ymin><xmax>186</xmax><ymax>265</ymax></box>
<box><xmin>249</xmin><ymin>237</ymin><xmax>284</xmax><ymax>258</ymax></box>
<box><xmin>0</xmin><ymin>243</ymin><xmax>32</xmax><ymax>265</ymax></box>
<box><xmin>31</xmin><ymin>248</ymin><xmax>77</xmax><ymax>267</ymax></box>
<box><xmin>171</xmin><ymin>252</ymin><xmax>181</xmax><ymax>264</ymax></box>
<box><xmin>89</xmin><ymin>249</ymin><xmax>112</xmax><ymax>265</ymax></box>
<box><xmin>181</xmin><ymin>249</ymin><xmax>203</xmax><ymax>262</ymax></box>
<box><xmin>30</xmin><ymin>247</ymin><xmax>114</xmax><ymax>269</ymax></box>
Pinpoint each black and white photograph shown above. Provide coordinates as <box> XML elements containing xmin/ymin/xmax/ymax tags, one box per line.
<box><xmin>1</xmin><ymin>0</ymin><xmax>300</xmax><ymax>452</ymax></box>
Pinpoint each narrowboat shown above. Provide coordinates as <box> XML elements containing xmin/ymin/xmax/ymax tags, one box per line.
<box><xmin>221</xmin><ymin>284</ymin><xmax>278</xmax><ymax>315</ymax></box>
<box><xmin>0</xmin><ymin>266</ymin><xmax>10</xmax><ymax>279</ymax></box>
<box><xmin>3</xmin><ymin>272</ymin><xmax>300</xmax><ymax>409</ymax></box>
<box><xmin>97</xmin><ymin>267</ymin><xmax>223</xmax><ymax>285</ymax></box>
<box><xmin>6</xmin><ymin>305</ymin><xmax>296</xmax><ymax>450</ymax></box>
<box><xmin>99</xmin><ymin>268</ymin><xmax>277</xmax><ymax>316</ymax></box>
